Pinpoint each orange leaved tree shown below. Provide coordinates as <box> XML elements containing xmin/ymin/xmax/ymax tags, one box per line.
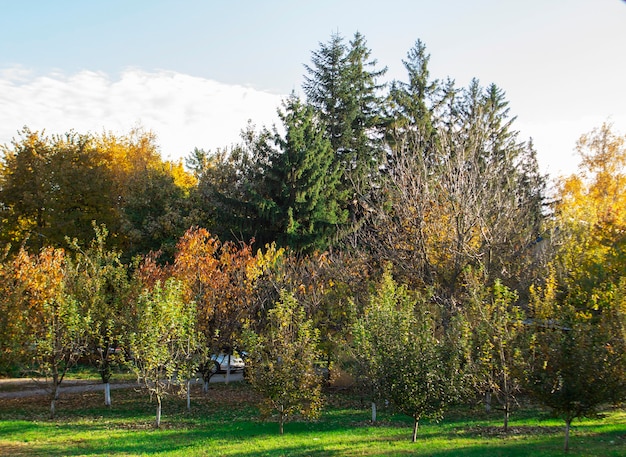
<box><xmin>173</xmin><ymin>228</ymin><xmax>258</xmax><ymax>388</ymax></box>
<box><xmin>8</xmin><ymin>247</ymin><xmax>90</xmax><ymax>418</ymax></box>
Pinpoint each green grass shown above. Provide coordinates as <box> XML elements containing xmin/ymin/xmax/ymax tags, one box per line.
<box><xmin>0</xmin><ymin>383</ymin><xmax>624</xmax><ymax>456</ymax></box>
<box><xmin>62</xmin><ymin>364</ymin><xmax>137</xmax><ymax>381</ymax></box>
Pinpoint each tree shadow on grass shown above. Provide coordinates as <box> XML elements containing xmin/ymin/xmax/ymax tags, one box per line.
<box><xmin>2</xmin><ymin>386</ymin><xmax>625</xmax><ymax>456</ymax></box>
<box><xmin>4</xmin><ymin>414</ymin><xmax>626</xmax><ymax>457</ymax></box>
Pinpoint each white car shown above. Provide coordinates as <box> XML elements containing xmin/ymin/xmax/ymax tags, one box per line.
<box><xmin>210</xmin><ymin>353</ymin><xmax>245</xmax><ymax>373</ymax></box>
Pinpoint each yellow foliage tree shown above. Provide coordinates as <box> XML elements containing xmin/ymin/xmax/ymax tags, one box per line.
<box><xmin>522</xmin><ymin>124</ymin><xmax>626</xmax><ymax>451</ymax></box>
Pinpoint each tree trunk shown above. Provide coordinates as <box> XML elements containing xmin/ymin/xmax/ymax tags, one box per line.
<box><xmin>504</xmin><ymin>406</ymin><xmax>509</xmax><ymax>433</ymax></box>
<box><xmin>503</xmin><ymin>392</ymin><xmax>511</xmax><ymax>433</ymax></box>
<box><xmin>226</xmin><ymin>354</ymin><xmax>231</xmax><ymax>385</ymax></box>
<box><xmin>371</xmin><ymin>402</ymin><xmax>377</xmax><ymax>423</ymax></box>
<box><xmin>502</xmin><ymin>370</ymin><xmax>509</xmax><ymax>432</ymax></box>
<box><xmin>104</xmin><ymin>382</ymin><xmax>111</xmax><ymax>407</ymax></box>
<box><xmin>564</xmin><ymin>418</ymin><xmax>571</xmax><ymax>452</ymax></box>
<box><xmin>155</xmin><ymin>396</ymin><xmax>162</xmax><ymax>428</ymax></box>
<box><xmin>186</xmin><ymin>380</ymin><xmax>191</xmax><ymax>411</ymax></box>
<box><xmin>279</xmin><ymin>404</ymin><xmax>284</xmax><ymax>435</ymax></box>
<box><xmin>50</xmin><ymin>396</ymin><xmax>56</xmax><ymax>419</ymax></box>
<box><xmin>484</xmin><ymin>390</ymin><xmax>492</xmax><ymax>413</ymax></box>
<box><xmin>50</xmin><ymin>376</ymin><xmax>60</xmax><ymax>419</ymax></box>
<box><xmin>204</xmin><ymin>380</ymin><xmax>209</xmax><ymax>393</ymax></box>
<box><xmin>412</xmin><ymin>417</ymin><xmax>419</xmax><ymax>442</ymax></box>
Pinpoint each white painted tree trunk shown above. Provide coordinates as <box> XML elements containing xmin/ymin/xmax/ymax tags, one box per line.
<box><xmin>155</xmin><ymin>397</ymin><xmax>162</xmax><ymax>428</ymax></box>
<box><xmin>186</xmin><ymin>380</ymin><xmax>191</xmax><ymax>411</ymax></box>
<box><xmin>371</xmin><ymin>402</ymin><xmax>377</xmax><ymax>423</ymax></box>
<box><xmin>104</xmin><ymin>382</ymin><xmax>111</xmax><ymax>406</ymax></box>
<box><xmin>50</xmin><ymin>383</ymin><xmax>60</xmax><ymax>419</ymax></box>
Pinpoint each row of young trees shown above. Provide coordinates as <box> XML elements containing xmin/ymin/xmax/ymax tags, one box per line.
<box><xmin>0</xmin><ymin>224</ymin><xmax>260</xmax><ymax>423</ymax></box>
<box><xmin>0</xmin><ymin>197</ymin><xmax>622</xmax><ymax>445</ymax></box>
<box><xmin>0</xmin><ymin>32</ymin><xmax>625</xmax><ymax>449</ymax></box>
<box><xmin>355</xmin><ymin>120</ymin><xmax>626</xmax><ymax>447</ymax></box>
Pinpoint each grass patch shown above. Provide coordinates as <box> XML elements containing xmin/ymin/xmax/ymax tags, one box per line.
<box><xmin>0</xmin><ymin>383</ymin><xmax>625</xmax><ymax>456</ymax></box>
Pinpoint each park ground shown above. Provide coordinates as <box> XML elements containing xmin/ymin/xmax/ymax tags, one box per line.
<box><xmin>0</xmin><ymin>376</ymin><xmax>625</xmax><ymax>457</ymax></box>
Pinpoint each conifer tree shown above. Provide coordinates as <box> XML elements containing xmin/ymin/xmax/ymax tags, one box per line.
<box><xmin>387</xmin><ymin>39</ymin><xmax>439</xmax><ymax>159</ymax></box>
<box><xmin>254</xmin><ymin>94</ymin><xmax>347</xmax><ymax>252</ymax></box>
<box><xmin>303</xmin><ymin>32</ymin><xmax>387</xmax><ymax>219</ymax></box>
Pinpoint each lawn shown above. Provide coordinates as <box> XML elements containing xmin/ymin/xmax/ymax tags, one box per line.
<box><xmin>0</xmin><ymin>381</ymin><xmax>624</xmax><ymax>456</ymax></box>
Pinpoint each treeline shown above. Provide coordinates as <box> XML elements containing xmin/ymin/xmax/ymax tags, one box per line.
<box><xmin>0</xmin><ymin>33</ymin><xmax>625</xmax><ymax>449</ymax></box>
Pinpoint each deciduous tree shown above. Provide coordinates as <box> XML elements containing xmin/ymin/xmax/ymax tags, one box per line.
<box><xmin>129</xmin><ymin>278</ymin><xmax>201</xmax><ymax>428</ymax></box>
<box><xmin>173</xmin><ymin>228</ymin><xmax>257</xmax><ymax>387</ymax></box>
<box><xmin>523</xmin><ymin>272</ymin><xmax>625</xmax><ymax>451</ymax></box>
<box><xmin>522</xmin><ymin>124</ymin><xmax>626</xmax><ymax>451</ymax></box>
<box><xmin>9</xmin><ymin>247</ymin><xmax>90</xmax><ymax>418</ymax></box>
<box><xmin>244</xmin><ymin>290</ymin><xmax>323</xmax><ymax>435</ymax></box>
<box><xmin>65</xmin><ymin>224</ymin><xmax>132</xmax><ymax>406</ymax></box>
<box><xmin>365</xmin><ymin>70</ymin><xmax>545</xmax><ymax>310</ymax></box>
<box><xmin>464</xmin><ymin>272</ymin><xmax>525</xmax><ymax>431</ymax></box>
<box><xmin>187</xmin><ymin>126</ymin><xmax>271</xmax><ymax>245</ymax></box>
<box><xmin>352</xmin><ymin>267</ymin><xmax>466</xmax><ymax>441</ymax></box>
<box><xmin>0</xmin><ymin>129</ymin><xmax>116</xmax><ymax>251</ymax></box>
<box><xmin>98</xmin><ymin>129</ymin><xmax>193</xmax><ymax>263</ymax></box>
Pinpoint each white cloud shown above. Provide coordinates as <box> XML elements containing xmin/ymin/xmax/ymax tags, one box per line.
<box><xmin>0</xmin><ymin>68</ymin><xmax>284</xmax><ymax>160</ymax></box>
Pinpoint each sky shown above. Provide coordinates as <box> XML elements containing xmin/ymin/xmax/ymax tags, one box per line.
<box><xmin>1</xmin><ymin>0</ymin><xmax>625</xmax><ymax>179</ymax></box>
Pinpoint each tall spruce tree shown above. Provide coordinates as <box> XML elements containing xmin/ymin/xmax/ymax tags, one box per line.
<box><xmin>254</xmin><ymin>94</ymin><xmax>346</xmax><ymax>252</ymax></box>
<box><xmin>387</xmin><ymin>39</ymin><xmax>439</xmax><ymax>159</ymax></box>
<box><xmin>303</xmin><ymin>33</ymin><xmax>347</xmax><ymax>152</ymax></box>
<box><xmin>303</xmin><ymin>32</ymin><xmax>387</xmax><ymax>220</ymax></box>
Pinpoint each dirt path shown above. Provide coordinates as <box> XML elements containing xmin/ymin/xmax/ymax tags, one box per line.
<box><xmin>0</xmin><ymin>379</ymin><xmax>135</xmax><ymax>399</ymax></box>
<box><xmin>0</xmin><ymin>372</ymin><xmax>244</xmax><ymax>399</ymax></box>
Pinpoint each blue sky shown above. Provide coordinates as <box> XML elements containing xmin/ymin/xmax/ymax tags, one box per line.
<box><xmin>1</xmin><ymin>0</ymin><xmax>625</xmax><ymax>178</ymax></box>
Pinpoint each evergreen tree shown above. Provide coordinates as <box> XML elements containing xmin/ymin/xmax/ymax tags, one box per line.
<box><xmin>188</xmin><ymin>125</ymin><xmax>271</xmax><ymax>244</ymax></box>
<box><xmin>303</xmin><ymin>32</ymin><xmax>387</xmax><ymax>218</ymax></box>
<box><xmin>303</xmin><ymin>32</ymin><xmax>347</xmax><ymax>151</ymax></box>
<box><xmin>255</xmin><ymin>94</ymin><xmax>347</xmax><ymax>252</ymax></box>
<box><xmin>387</xmin><ymin>39</ymin><xmax>439</xmax><ymax>159</ymax></box>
